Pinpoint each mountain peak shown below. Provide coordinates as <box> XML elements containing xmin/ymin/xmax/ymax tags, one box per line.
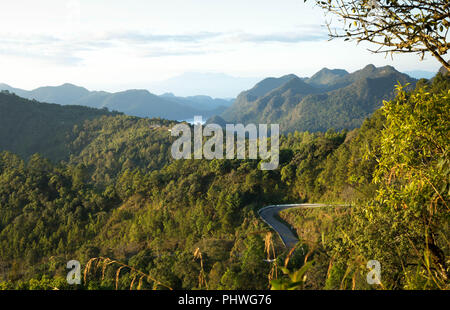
<box><xmin>378</xmin><ymin>65</ymin><xmax>397</xmax><ymax>73</ymax></box>
<box><xmin>306</xmin><ymin>67</ymin><xmax>349</xmax><ymax>87</ymax></box>
<box><xmin>161</xmin><ymin>92</ymin><xmax>175</xmax><ymax>97</ymax></box>
<box><xmin>280</xmin><ymin>74</ymin><xmax>298</xmax><ymax>80</ymax></box>
<box><xmin>272</xmin><ymin>76</ymin><xmax>317</xmax><ymax>95</ymax></box>
<box><xmin>318</xmin><ymin>67</ymin><xmax>348</xmax><ymax>75</ymax></box>
<box><xmin>363</xmin><ymin>64</ymin><xmax>377</xmax><ymax>71</ymax></box>
<box><xmin>350</xmin><ymin>64</ymin><xmax>408</xmax><ymax>81</ymax></box>
<box><xmin>247</xmin><ymin>74</ymin><xmax>299</xmax><ymax>99</ymax></box>
<box><xmin>55</xmin><ymin>83</ymin><xmax>90</xmax><ymax>92</ymax></box>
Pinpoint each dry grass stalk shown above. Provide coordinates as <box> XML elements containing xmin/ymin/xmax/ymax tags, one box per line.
<box><xmin>193</xmin><ymin>248</ymin><xmax>208</xmax><ymax>289</ymax></box>
<box><xmin>326</xmin><ymin>256</ymin><xmax>335</xmax><ymax>282</ymax></box>
<box><xmin>137</xmin><ymin>275</ymin><xmax>146</xmax><ymax>290</ymax></box>
<box><xmin>83</xmin><ymin>257</ymin><xmax>172</xmax><ymax>290</ymax></box>
<box><xmin>115</xmin><ymin>266</ymin><xmax>126</xmax><ymax>290</ymax></box>
<box><xmin>264</xmin><ymin>232</ymin><xmax>278</xmax><ymax>283</ymax></box>
<box><xmin>130</xmin><ymin>275</ymin><xmax>137</xmax><ymax>290</ymax></box>
<box><xmin>284</xmin><ymin>243</ymin><xmax>298</xmax><ymax>268</ymax></box>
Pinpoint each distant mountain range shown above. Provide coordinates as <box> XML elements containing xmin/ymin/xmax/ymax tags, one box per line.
<box><xmin>160</xmin><ymin>93</ymin><xmax>233</xmax><ymax>114</ymax></box>
<box><xmin>220</xmin><ymin>64</ymin><xmax>418</xmax><ymax>132</ymax></box>
<box><xmin>2</xmin><ymin>65</ymin><xmax>438</xmax><ymax>131</ymax></box>
<box><xmin>0</xmin><ymin>83</ymin><xmax>233</xmax><ymax>120</ymax></box>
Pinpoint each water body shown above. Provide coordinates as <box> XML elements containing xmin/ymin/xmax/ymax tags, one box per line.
<box><xmin>178</xmin><ymin>117</ymin><xmax>207</xmax><ymax>125</ymax></box>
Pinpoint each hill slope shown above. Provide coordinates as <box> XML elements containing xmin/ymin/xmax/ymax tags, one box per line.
<box><xmin>221</xmin><ymin>65</ymin><xmax>416</xmax><ymax>132</ymax></box>
<box><xmin>0</xmin><ymin>91</ymin><xmax>117</xmax><ymax>160</ymax></box>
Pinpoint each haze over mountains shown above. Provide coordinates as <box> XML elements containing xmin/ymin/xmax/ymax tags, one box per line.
<box><xmin>1</xmin><ymin>64</ymin><xmax>421</xmax><ymax>132</ymax></box>
<box><xmin>148</xmin><ymin>72</ymin><xmax>261</xmax><ymax>98</ymax></box>
<box><xmin>0</xmin><ymin>83</ymin><xmax>233</xmax><ymax>121</ymax></box>
<box><xmin>220</xmin><ymin>64</ymin><xmax>417</xmax><ymax>132</ymax></box>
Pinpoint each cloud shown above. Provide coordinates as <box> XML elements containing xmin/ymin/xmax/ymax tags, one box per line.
<box><xmin>0</xmin><ymin>31</ymin><xmax>221</xmax><ymax>63</ymax></box>
<box><xmin>0</xmin><ymin>47</ymin><xmax>82</xmax><ymax>65</ymax></box>
<box><xmin>0</xmin><ymin>26</ymin><xmax>327</xmax><ymax>63</ymax></box>
<box><xmin>0</xmin><ymin>34</ymin><xmax>83</xmax><ymax>65</ymax></box>
<box><xmin>234</xmin><ymin>32</ymin><xmax>327</xmax><ymax>43</ymax></box>
<box><xmin>99</xmin><ymin>31</ymin><xmax>222</xmax><ymax>43</ymax></box>
<box><xmin>230</xmin><ymin>24</ymin><xmax>328</xmax><ymax>44</ymax></box>
<box><xmin>92</xmin><ymin>28</ymin><xmax>326</xmax><ymax>45</ymax></box>
<box><xmin>144</xmin><ymin>47</ymin><xmax>212</xmax><ymax>58</ymax></box>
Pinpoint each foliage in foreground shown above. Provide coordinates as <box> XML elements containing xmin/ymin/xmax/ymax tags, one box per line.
<box><xmin>281</xmin><ymin>76</ymin><xmax>449</xmax><ymax>289</ymax></box>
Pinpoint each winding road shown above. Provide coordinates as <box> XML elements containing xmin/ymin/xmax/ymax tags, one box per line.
<box><xmin>258</xmin><ymin>204</ymin><xmax>330</xmax><ymax>249</ymax></box>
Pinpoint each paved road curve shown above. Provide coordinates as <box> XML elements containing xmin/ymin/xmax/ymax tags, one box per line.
<box><xmin>258</xmin><ymin>204</ymin><xmax>329</xmax><ymax>249</ymax></box>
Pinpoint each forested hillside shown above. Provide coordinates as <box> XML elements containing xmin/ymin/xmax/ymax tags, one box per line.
<box><xmin>0</xmin><ymin>73</ymin><xmax>448</xmax><ymax>290</ymax></box>
<box><xmin>0</xmin><ymin>91</ymin><xmax>119</xmax><ymax>160</ymax></box>
<box><xmin>221</xmin><ymin>65</ymin><xmax>416</xmax><ymax>132</ymax></box>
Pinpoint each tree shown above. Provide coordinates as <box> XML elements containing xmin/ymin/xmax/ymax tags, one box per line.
<box><xmin>371</xmin><ymin>82</ymin><xmax>450</xmax><ymax>287</ymax></box>
<box><xmin>312</xmin><ymin>0</ymin><xmax>450</xmax><ymax>70</ymax></box>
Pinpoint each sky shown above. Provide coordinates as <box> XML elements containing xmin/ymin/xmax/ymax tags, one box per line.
<box><xmin>0</xmin><ymin>0</ymin><xmax>442</xmax><ymax>97</ymax></box>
